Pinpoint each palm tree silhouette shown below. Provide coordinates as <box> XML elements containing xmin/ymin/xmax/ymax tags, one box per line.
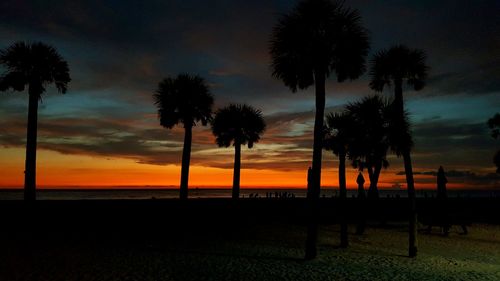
<box><xmin>270</xmin><ymin>0</ymin><xmax>369</xmax><ymax>260</ymax></box>
<box><xmin>346</xmin><ymin>96</ymin><xmax>391</xmax><ymax>200</ymax></box>
<box><xmin>211</xmin><ymin>104</ymin><xmax>266</xmax><ymax>199</ymax></box>
<box><xmin>154</xmin><ymin>74</ymin><xmax>214</xmax><ymax>200</ymax></box>
<box><xmin>0</xmin><ymin>42</ymin><xmax>70</xmax><ymax>201</ymax></box>
<box><xmin>369</xmin><ymin>45</ymin><xmax>428</xmax><ymax>257</ymax></box>
<box><xmin>324</xmin><ymin>111</ymin><xmax>355</xmax><ymax>247</ymax></box>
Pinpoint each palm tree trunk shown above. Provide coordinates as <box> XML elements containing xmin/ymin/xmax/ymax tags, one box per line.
<box><xmin>404</xmin><ymin>150</ymin><xmax>417</xmax><ymax>257</ymax></box>
<box><xmin>305</xmin><ymin>71</ymin><xmax>326</xmax><ymax>260</ymax></box>
<box><xmin>394</xmin><ymin>79</ymin><xmax>404</xmax><ymax>115</ymax></box>
<box><xmin>367</xmin><ymin>166</ymin><xmax>375</xmax><ymax>199</ymax></box>
<box><xmin>179</xmin><ymin>125</ymin><xmax>192</xmax><ymax>200</ymax></box>
<box><xmin>368</xmin><ymin>164</ymin><xmax>381</xmax><ymax>199</ymax></box>
<box><xmin>24</xmin><ymin>86</ymin><xmax>39</xmax><ymax>201</ymax></box>
<box><xmin>232</xmin><ymin>142</ymin><xmax>241</xmax><ymax>199</ymax></box>
<box><xmin>339</xmin><ymin>152</ymin><xmax>348</xmax><ymax>247</ymax></box>
<box><xmin>395</xmin><ymin>79</ymin><xmax>418</xmax><ymax>257</ymax></box>
<box><xmin>339</xmin><ymin>153</ymin><xmax>347</xmax><ymax>199</ymax></box>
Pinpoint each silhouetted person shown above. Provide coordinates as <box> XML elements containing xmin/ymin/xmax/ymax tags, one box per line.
<box><xmin>437</xmin><ymin>166</ymin><xmax>447</xmax><ymax>200</ymax></box>
<box><xmin>433</xmin><ymin>166</ymin><xmax>451</xmax><ymax>235</ymax></box>
<box><xmin>356</xmin><ymin>172</ymin><xmax>366</xmax><ymax>234</ymax></box>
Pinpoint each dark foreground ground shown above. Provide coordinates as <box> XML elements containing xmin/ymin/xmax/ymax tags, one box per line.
<box><xmin>0</xmin><ymin>198</ymin><xmax>499</xmax><ymax>280</ymax></box>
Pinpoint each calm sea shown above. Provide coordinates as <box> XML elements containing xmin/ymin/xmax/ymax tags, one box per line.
<box><xmin>0</xmin><ymin>188</ymin><xmax>499</xmax><ymax>200</ymax></box>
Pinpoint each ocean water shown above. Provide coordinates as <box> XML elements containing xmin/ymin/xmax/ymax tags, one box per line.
<box><xmin>0</xmin><ymin>188</ymin><xmax>499</xmax><ymax>200</ymax></box>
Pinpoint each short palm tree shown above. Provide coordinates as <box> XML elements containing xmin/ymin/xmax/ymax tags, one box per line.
<box><xmin>324</xmin><ymin>111</ymin><xmax>355</xmax><ymax>247</ymax></box>
<box><xmin>270</xmin><ymin>0</ymin><xmax>369</xmax><ymax>260</ymax></box>
<box><xmin>369</xmin><ymin>45</ymin><xmax>428</xmax><ymax>257</ymax></box>
<box><xmin>211</xmin><ymin>104</ymin><xmax>266</xmax><ymax>199</ymax></box>
<box><xmin>154</xmin><ymin>74</ymin><xmax>214</xmax><ymax>200</ymax></box>
<box><xmin>0</xmin><ymin>41</ymin><xmax>70</xmax><ymax>201</ymax></box>
<box><xmin>346</xmin><ymin>95</ymin><xmax>391</xmax><ymax>199</ymax></box>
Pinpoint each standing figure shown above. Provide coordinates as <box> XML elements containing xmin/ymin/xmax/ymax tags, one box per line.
<box><xmin>436</xmin><ymin>166</ymin><xmax>450</xmax><ymax>235</ymax></box>
<box><xmin>437</xmin><ymin>166</ymin><xmax>448</xmax><ymax>200</ymax></box>
<box><xmin>356</xmin><ymin>172</ymin><xmax>366</xmax><ymax>234</ymax></box>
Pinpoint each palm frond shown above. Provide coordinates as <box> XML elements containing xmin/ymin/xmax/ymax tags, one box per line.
<box><xmin>211</xmin><ymin>104</ymin><xmax>266</xmax><ymax>148</ymax></box>
<box><xmin>369</xmin><ymin>45</ymin><xmax>429</xmax><ymax>92</ymax></box>
<box><xmin>154</xmin><ymin>74</ymin><xmax>214</xmax><ymax>129</ymax></box>
<box><xmin>0</xmin><ymin>41</ymin><xmax>70</xmax><ymax>97</ymax></box>
<box><xmin>270</xmin><ymin>0</ymin><xmax>370</xmax><ymax>91</ymax></box>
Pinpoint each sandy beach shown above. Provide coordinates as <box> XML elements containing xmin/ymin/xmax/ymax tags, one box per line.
<box><xmin>1</xmin><ymin>199</ymin><xmax>499</xmax><ymax>281</ymax></box>
<box><xmin>1</xmin><ymin>224</ymin><xmax>499</xmax><ymax>280</ymax></box>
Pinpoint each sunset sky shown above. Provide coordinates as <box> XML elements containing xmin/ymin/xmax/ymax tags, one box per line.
<box><xmin>0</xmin><ymin>0</ymin><xmax>498</xmax><ymax>189</ymax></box>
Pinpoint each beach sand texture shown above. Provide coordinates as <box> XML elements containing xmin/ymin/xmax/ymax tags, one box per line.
<box><xmin>1</xmin><ymin>223</ymin><xmax>499</xmax><ymax>281</ymax></box>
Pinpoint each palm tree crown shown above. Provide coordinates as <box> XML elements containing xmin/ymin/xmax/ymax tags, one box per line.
<box><xmin>211</xmin><ymin>104</ymin><xmax>266</xmax><ymax>148</ymax></box>
<box><xmin>154</xmin><ymin>74</ymin><xmax>213</xmax><ymax>129</ymax></box>
<box><xmin>346</xmin><ymin>95</ymin><xmax>390</xmax><ymax>171</ymax></box>
<box><xmin>270</xmin><ymin>0</ymin><xmax>370</xmax><ymax>92</ymax></box>
<box><xmin>369</xmin><ymin>45</ymin><xmax>428</xmax><ymax>92</ymax></box>
<box><xmin>324</xmin><ymin>111</ymin><xmax>354</xmax><ymax>157</ymax></box>
<box><xmin>0</xmin><ymin>41</ymin><xmax>70</xmax><ymax>96</ymax></box>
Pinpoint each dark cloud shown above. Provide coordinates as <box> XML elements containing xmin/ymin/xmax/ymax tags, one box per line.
<box><xmin>0</xmin><ymin>108</ymin><xmax>319</xmax><ymax>170</ymax></box>
<box><xmin>410</xmin><ymin>119</ymin><xmax>497</xmax><ymax>169</ymax></box>
<box><xmin>427</xmin><ymin>60</ymin><xmax>500</xmax><ymax>96</ymax></box>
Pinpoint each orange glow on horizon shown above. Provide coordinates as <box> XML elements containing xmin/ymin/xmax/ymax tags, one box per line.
<box><xmin>0</xmin><ymin>148</ymin><xmax>471</xmax><ymax>190</ymax></box>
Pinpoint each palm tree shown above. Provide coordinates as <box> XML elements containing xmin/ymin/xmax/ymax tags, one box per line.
<box><xmin>346</xmin><ymin>95</ymin><xmax>391</xmax><ymax>199</ymax></box>
<box><xmin>369</xmin><ymin>45</ymin><xmax>428</xmax><ymax>257</ymax></box>
<box><xmin>270</xmin><ymin>0</ymin><xmax>369</xmax><ymax>260</ymax></box>
<box><xmin>211</xmin><ymin>104</ymin><xmax>266</xmax><ymax>199</ymax></box>
<box><xmin>346</xmin><ymin>95</ymin><xmax>412</xmax><ymax>235</ymax></box>
<box><xmin>0</xmin><ymin>42</ymin><xmax>70</xmax><ymax>201</ymax></box>
<box><xmin>154</xmin><ymin>74</ymin><xmax>214</xmax><ymax>200</ymax></box>
<box><xmin>324</xmin><ymin>111</ymin><xmax>355</xmax><ymax>247</ymax></box>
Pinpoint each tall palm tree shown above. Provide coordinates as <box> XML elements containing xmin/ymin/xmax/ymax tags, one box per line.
<box><xmin>154</xmin><ymin>74</ymin><xmax>214</xmax><ymax>200</ymax></box>
<box><xmin>369</xmin><ymin>45</ymin><xmax>428</xmax><ymax>257</ymax></box>
<box><xmin>270</xmin><ymin>0</ymin><xmax>369</xmax><ymax>260</ymax></box>
<box><xmin>0</xmin><ymin>42</ymin><xmax>70</xmax><ymax>201</ymax></box>
<box><xmin>211</xmin><ymin>104</ymin><xmax>266</xmax><ymax>199</ymax></box>
<box><xmin>324</xmin><ymin>111</ymin><xmax>355</xmax><ymax>247</ymax></box>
